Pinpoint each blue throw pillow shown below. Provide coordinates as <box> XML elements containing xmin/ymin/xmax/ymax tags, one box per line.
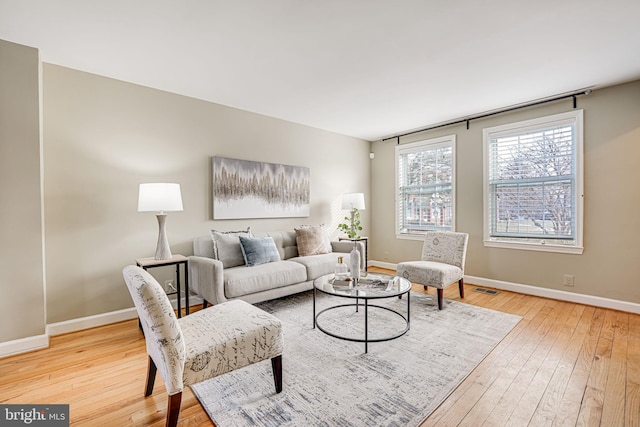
<box><xmin>239</xmin><ymin>235</ymin><xmax>281</xmax><ymax>267</ymax></box>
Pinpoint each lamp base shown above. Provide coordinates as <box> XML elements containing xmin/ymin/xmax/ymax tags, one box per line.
<box><xmin>350</xmin><ymin>209</ymin><xmax>356</xmax><ymax>237</ymax></box>
<box><xmin>154</xmin><ymin>214</ymin><xmax>173</xmax><ymax>260</ymax></box>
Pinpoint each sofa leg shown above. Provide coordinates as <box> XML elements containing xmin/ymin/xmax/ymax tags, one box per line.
<box><xmin>166</xmin><ymin>392</ymin><xmax>182</xmax><ymax>427</ymax></box>
<box><xmin>145</xmin><ymin>356</ymin><xmax>157</xmax><ymax>397</ymax></box>
<box><xmin>437</xmin><ymin>289</ymin><xmax>443</xmax><ymax>310</ymax></box>
<box><xmin>202</xmin><ymin>300</ymin><xmax>209</xmax><ymax>309</ymax></box>
<box><xmin>271</xmin><ymin>355</ymin><xmax>283</xmax><ymax>393</ymax></box>
<box><xmin>423</xmin><ymin>285</ymin><xmax>428</xmax><ymax>291</ymax></box>
<box><xmin>458</xmin><ymin>278</ymin><xmax>465</xmax><ymax>299</ymax></box>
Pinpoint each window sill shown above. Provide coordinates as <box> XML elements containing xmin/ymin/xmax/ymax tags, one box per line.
<box><xmin>396</xmin><ymin>233</ymin><xmax>427</xmax><ymax>241</ymax></box>
<box><xmin>483</xmin><ymin>240</ymin><xmax>584</xmax><ymax>255</ymax></box>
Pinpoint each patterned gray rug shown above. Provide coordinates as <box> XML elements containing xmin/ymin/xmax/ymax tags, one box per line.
<box><xmin>192</xmin><ymin>291</ymin><xmax>521</xmax><ymax>427</ymax></box>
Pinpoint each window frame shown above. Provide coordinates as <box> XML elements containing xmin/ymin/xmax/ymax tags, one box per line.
<box><xmin>395</xmin><ymin>135</ymin><xmax>457</xmax><ymax>240</ymax></box>
<box><xmin>482</xmin><ymin>110</ymin><xmax>584</xmax><ymax>254</ymax></box>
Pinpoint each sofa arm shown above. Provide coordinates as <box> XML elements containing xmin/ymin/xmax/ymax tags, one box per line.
<box><xmin>331</xmin><ymin>241</ymin><xmax>366</xmax><ymax>271</ymax></box>
<box><xmin>331</xmin><ymin>241</ymin><xmax>354</xmax><ymax>253</ymax></box>
<box><xmin>188</xmin><ymin>255</ymin><xmax>227</xmax><ymax>306</ymax></box>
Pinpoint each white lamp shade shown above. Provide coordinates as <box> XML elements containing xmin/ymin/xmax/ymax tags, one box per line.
<box><xmin>138</xmin><ymin>183</ymin><xmax>183</xmax><ymax>212</ymax></box>
<box><xmin>342</xmin><ymin>192</ymin><xmax>365</xmax><ymax>210</ymax></box>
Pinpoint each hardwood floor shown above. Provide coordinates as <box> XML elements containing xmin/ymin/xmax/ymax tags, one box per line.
<box><xmin>1</xmin><ymin>267</ymin><xmax>638</xmax><ymax>426</ymax></box>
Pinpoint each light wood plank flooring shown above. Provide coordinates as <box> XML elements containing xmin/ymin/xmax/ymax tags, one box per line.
<box><xmin>1</xmin><ymin>267</ymin><xmax>638</xmax><ymax>426</ymax></box>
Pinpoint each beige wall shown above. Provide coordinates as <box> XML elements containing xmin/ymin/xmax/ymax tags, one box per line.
<box><xmin>371</xmin><ymin>79</ymin><xmax>640</xmax><ymax>304</ymax></box>
<box><xmin>42</xmin><ymin>64</ymin><xmax>370</xmax><ymax>323</ymax></box>
<box><xmin>0</xmin><ymin>40</ymin><xmax>46</xmax><ymax>341</ymax></box>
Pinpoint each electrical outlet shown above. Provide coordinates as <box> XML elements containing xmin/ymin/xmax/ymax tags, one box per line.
<box><xmin>563</xmin><ymin>274</ymin><xmax>575</xmax><ymax>287</ymax></box>
<box><xmin>165</xmin><ymin>280</ymin><xmax>176</xmax><ymax>292</ymax></box>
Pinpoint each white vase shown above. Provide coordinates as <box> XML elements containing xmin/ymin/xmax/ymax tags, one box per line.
<box><xmin>349</xmin><ymin>243</ymin><xmax>361</xmax><ymax>282</ymax></box>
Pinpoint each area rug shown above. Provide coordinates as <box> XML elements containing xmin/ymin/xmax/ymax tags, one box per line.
<box><xmin>192</xmin><ymin>291</ymin><xmax>521</xmax><ymax>427</ymax></box>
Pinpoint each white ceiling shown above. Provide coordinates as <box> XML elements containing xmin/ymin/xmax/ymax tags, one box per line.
<box><xmin>2</xmin><ymin>0</ymin><xmax>640</xmax><ymax>141</ymax></box>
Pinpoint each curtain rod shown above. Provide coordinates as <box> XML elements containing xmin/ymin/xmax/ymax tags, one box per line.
<box><xmin>382</xmin><ymin>88</ymin><xmax>593</xmax><ymax>142</ymax></box>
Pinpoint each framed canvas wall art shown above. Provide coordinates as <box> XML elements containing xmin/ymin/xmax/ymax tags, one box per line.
<box><xmin>212</xmin><ymin>156</ymin><xmax>310</xmax><ymax>219</ymax></box>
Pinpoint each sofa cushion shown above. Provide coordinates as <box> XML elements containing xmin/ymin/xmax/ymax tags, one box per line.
<box><xmin>289</xmin><ymin>253</ymin><xmax>351</xmax><ymax>281</ymax></box>
<box><xmin>397</xmin><ymin>260</ymin><xmax>462</xmax><ymax>289</ymax></box>
<box><xmin>211</xmin><ymin>228</ymin><xmax>252</xmax><ymax>268</ymax></box>
<box><xmin>224</xmin><ymin>261</ymin><xmax>307</xmax><ymax>298</ymax></box>
<box><xmin>239</xmin><ymin>235</ymin><xmax>281</xmax><ymax>267</ymax></box>
<box><xmin>295</xmin><ymin>226</ymin><xmax>330</xmax><ymax>256</ymax></box>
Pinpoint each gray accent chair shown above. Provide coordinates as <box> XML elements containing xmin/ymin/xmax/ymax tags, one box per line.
<box><xmin>396</xmin><ymin>231</ymin><xmax>469</xmax><ymax>310</ymax></box>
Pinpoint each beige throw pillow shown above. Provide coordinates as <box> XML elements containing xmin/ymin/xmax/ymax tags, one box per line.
<box><xmin>295</xmin><ymin>226</ymin><xmax>329</xmax><ymax>256</ymax></box>
<box><xmin>297</xmin><ymin>224</ymin><xmax>332</xmax><ymax>253</ymax></box>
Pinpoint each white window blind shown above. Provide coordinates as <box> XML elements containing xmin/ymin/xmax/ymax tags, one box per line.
<box><xmin>396</xmin><ymin>135</ymin><xmax>456</xmax><ymax>237</ymax></box>
<box><xmin>483</xmin><ymin>110</ymin><xmax>584</xmax><ymax>253</ymax></box>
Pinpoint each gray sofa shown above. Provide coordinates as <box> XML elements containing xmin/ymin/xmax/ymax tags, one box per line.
<box><xmin>188</xmin><ymin>230</ymin><xmax>365</xmax><ymax>306</ymax></box>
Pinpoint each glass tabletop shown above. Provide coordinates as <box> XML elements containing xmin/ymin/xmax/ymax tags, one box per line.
<box><xmin>314</xmin><ymin>272</ymin><xmax>411</xmax><ymax>299</ymax></box>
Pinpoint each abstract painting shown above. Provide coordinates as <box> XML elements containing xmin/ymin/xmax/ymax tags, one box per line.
<box><xmin>212</xmin><ymin>156</ymin><xmax>310</xmax><ymax>219</ymax></box>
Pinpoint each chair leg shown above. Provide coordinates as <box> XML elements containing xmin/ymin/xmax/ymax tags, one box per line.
<box><xmin>437</xmin><ymin>289</ymin><xmax>443</xmax><ymax>310</ymax></box>
<box><xmin>202</xmin><ymin>299</ymin><xmax>209</xmax><ymax>309</ymax></box>
<box><xmin>166</xmin><ymin>392</ymin><xmax>182</xmax><ymax>427</ymax></box>
<box><xmin>145</xmin><ymin>356</ymin><xmax>157</xmax><ymax>397</ymax></box>
<box><xmin>458</xmin><ymin>278</ymin><xmax>465</xmax><ymax>299</ymax></box>
<box><xmin>271</xmin><ymin>355</ymin><xmax>283</xmax><ymax>393</ymax></box>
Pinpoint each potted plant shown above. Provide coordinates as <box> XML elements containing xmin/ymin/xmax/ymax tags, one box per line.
<box><xmin>338</xmin><ymin>208</ymin><xmax>363</xmax><ymax>239</ymax></box>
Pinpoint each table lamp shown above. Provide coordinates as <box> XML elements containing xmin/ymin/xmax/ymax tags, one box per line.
<box><xmin>138</xmin><ymin>183</ymin><xmax>183</xmax><ymax>260</ymax></box>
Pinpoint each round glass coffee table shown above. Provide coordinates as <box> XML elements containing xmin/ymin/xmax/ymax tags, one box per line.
<box><xmin>313</xmin><ymin>272</ymin><xmax>411</xmax><ymax>353</ymax></box>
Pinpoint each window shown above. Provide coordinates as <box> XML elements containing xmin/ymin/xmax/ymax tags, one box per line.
<box><xmin>396</xmin><ymin>135</ymin><xmax>456</xmax><ymax>239</ymax></box>
<box><xmin>483</xmin><ymin>110</ymin><xmax>584</xmax><ymax>254</ymax></box>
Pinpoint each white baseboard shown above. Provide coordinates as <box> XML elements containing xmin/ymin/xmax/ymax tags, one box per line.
<box><xmin>47</xmin><ymin>296</ymin><xmax>203</xmax><ymax>337</ymax></box>
<box><xmin>464</xmin><ymin>275</ymin><xmax>640</xmax><ymax>314</ymax></box>
<box><xmin>369</xmin><ymin>260</ymin><xmax>640</xmax><ymax>314</ymax></box>
<box><xmin>46</xmin><ymin>307</ymin><xmax>139</xmax><ymax>336</ymax></box>
<box><xmin>368</xmin><ymin>260</ymin><xmax>397</xmax><ymax>270</ymax></box>
<box><xmin>1</xmin><ymin>296</ymin><xmax>204</xmax><ymax>359</ymax></box>
<box><xmin>0</xmin><ymin>334</ymin><xmax>49</xmax><ymax>359</ymax></box>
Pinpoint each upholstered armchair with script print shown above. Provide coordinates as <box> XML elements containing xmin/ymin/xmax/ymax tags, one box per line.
<box><xmin>396</xmin><ymin>231</ymin><xmax>469</xmax><ymax>310</ymax></box>
<box><xmin>123</xmin><ymin>265</ymin><xmax>283</xmax><ymax>427</ymax></box>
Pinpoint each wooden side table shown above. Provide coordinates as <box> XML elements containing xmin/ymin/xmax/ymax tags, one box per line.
<box><xmin>136</xmin><ymin>254</ymin><xmax>189</xmax><ymax>317</ymax></box>
<box><xmin>339</xmin><ymin>237</ymin><xmax>368</xmax><ymax>271</ymax></box>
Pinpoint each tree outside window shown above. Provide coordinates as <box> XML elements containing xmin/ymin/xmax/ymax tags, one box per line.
<box><xmin>483</xmin><ymin>110</ymin><xmax>584</xmax><ymax>254</ymax></box>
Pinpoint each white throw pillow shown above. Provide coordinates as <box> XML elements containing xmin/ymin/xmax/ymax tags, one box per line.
<box><xmin>210</xmin><ymin>227</ymin><xmax>252</xmax><ymax>268</ymax></box>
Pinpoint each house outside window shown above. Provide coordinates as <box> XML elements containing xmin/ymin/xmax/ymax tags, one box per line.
<box><xmin>396</xmin><ymin>135</ymin><xmax>456</xmax><ymax>239</ymax></box>
<box><xmin>483</xmin><ymin>110</ymin><xmax>584</xmax><ymax>254</ymax></box>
